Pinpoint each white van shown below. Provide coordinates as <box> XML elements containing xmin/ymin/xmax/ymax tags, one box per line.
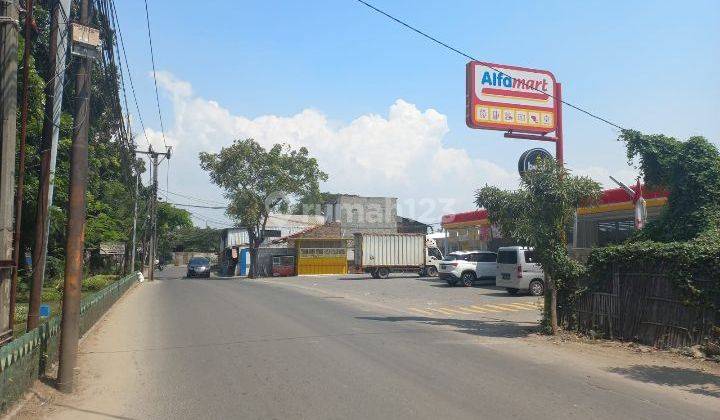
<box><xmin>495</xmin><ymin>246</ymin><xmax>545</xmax><ymax>296</ymax></box>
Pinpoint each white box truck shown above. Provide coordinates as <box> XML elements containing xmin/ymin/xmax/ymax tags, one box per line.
<box><xmin>353</xmin><ymin>233</ymin><xmax>443</xmax><ymax>278</ymax></box>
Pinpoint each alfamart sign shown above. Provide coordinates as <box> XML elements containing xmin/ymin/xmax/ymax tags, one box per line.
<box><xmin>466</xmin><ymin>62</ymin><xmax>557</xmax><ymax>134</ymax></box>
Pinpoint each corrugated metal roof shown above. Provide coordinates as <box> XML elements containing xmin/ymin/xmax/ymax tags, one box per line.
<box><xmin>220</xmin><ymin>214</ymin><xmax>326</xmax><ymax>249</ymax></box>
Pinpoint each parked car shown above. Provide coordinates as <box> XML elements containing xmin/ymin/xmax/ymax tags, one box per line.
<box><xmin>272</xmin><ymin>255</ymin><xmax>295</xmax><ymax>277</ymax></box>
<box><xmin>438</xmin><ymin>251</ymin><xmax>497</xmax><ymax>287</ymax></box>
<box><xmin>186</xmin><ymin>257</ymin><xmax>211</xmax><ymax>278</ymax></box>
<box><xmin>495</xmin><ymin>246</ymin><xmax>544</xmax><ymax>296</ymax></box>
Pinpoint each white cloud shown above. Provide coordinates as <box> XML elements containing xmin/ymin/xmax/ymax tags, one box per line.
<box><xmin>144</xmin><ymin>72</ymin><xmax>632</xmax><ymax>225</ymax></box>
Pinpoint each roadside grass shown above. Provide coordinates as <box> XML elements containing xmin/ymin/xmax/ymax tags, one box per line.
<box><xmin>12</xmin><ymin>274</ymin><xmax>121</xmax><ymax>337</ymax></box>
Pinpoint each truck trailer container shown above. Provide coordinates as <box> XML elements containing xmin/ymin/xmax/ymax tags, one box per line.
<box><xmin>353</xmin><ymin>233</ymin><xmax>443</xmax><ymax>278</ymax></box>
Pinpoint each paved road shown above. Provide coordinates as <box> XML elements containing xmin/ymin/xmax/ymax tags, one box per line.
<box><xmin>21</xmin><ymin>267</ymin><xmax>720</xmax><ymax>419</ymax></box>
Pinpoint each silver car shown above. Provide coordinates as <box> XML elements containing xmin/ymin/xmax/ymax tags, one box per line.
<box><xmin>186</xmin><ymin>257</ymin><xmax>211</xmax><ymax>278</ymax></box>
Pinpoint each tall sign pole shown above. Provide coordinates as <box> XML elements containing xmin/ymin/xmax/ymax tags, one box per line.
<box><xmin>0</xmin><ymin>0</ymin><xmax>19</xmax><ymax>345</ymax></box>
<box><xmin>28</xmin><ymin>0</ymin><xmax>73</xmax><ymax>331</ymax></box>
<box><xmin>554</xmin><ymin>83</ymin><xmax>564</xmax><ymax>166</ymax></box>
<box><xmin>466</xmin><ymin>61</ymin><xmax>564</xmax><ymax>335</ymax></box>
<box><xmin>58</xmin><ymin>0</ymin><xmax>98</xmax><ymax>392</ymax></box>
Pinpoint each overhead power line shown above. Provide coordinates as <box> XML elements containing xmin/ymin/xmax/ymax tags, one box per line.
<box><xmin>354</xmin><ymin>0</ymin><xmax>625</xmax><ymax>131</ymax></box>
<box><xmin>167</xmin><ymin>202</ymin><xmax>226</xmax><ymax>210</ymax></box>
<box><xmin>188</xmin><ymin>212</ymin><xmax>235</xmax><ymax>228</ymax></box>
<box><xmin>108</xmin><ymin>0</ymin><xmax>151</xmax><ymax>146</ymax></box>
<box><xmin>159</xmin><ymin>188</ymin><xmax>227</xmax><ymax>206</ymax></box>
<box><xmin>143</xmin><ymin>0</ymin><xmax>169</xmax><ymax>148</ymax></box>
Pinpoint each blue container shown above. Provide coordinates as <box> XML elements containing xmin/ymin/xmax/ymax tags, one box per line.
<box><xmin>239</xmin><ymin>248</ymin><xmax>249</xmax><ymax>276</ymax></box>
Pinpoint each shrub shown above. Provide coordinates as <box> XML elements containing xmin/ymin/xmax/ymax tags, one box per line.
<box><xmin>586</xmin><ymin>235</ymin><xmax>720</xmax><ymax>307</ymax></box>
<box><xmin>13</xmin><ymin>304</ymin><xmax>28</xmax><ymax>324</ymax></box>
<box><xmin>41</xmin><ymin>288</ymin><xmax>62</xmax><ymax>302</ymax></box>
<box><xmin>82</xmin><ymin>274</ymin><xmax>120</xmax><ymax>292</ymax></box>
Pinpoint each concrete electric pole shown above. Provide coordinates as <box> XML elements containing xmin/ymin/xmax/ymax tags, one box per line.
<box><xmin>135</xmin><ymin>147</ymin><xmax>171</xmax><ymax>282</ymax></box>
<box><xmin>130</xmin><ymin>172</ymin><xmax>139</xmax><ymax>274</ymax></box>
<box><xmin>0</xmin><ymin>0</ymin><xmax>19</xmax><ymax>345</ymax></box>
<box><xmin>58</xmin><ymin>0</ymin><xmax>99</xmax><ymax>392</ymax></box>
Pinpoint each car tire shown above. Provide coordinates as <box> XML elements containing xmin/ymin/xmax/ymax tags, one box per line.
<box><xmin>371</xmin><ymin>270</ymin><xmax>380</xmax><ymax>279</ymax></box>
<box><xmin>377</xmin><ymin>267</ymin><xmax>390</xmax><ymax>279</ymax></box>
<box><xmin>426</xmin><ymin>266</ymin><xmax>438</xmax><ymax>277</ymax></box>
<box><xmin>529</xmin><ymin>280</ymin><xmax>544</xmax><ymax>296</ymax></box>
<box><xmin>461</xmin><ymin>272</ymin><xmax>476</xmax><ymax>287</ymax></box>
<box><xmin>506</xmin><ymin>288</ymin><xmax>519</xmax><ymax>295</ymax></box>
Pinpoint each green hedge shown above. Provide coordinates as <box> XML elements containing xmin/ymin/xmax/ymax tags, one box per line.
<box><xmin>586</xmin><ymin>238</ymin><xmax>720</xmax><ymax>306</ymax></box>
<box><xmin>54</xmin><ymin>274</ymin><xmax>120</xmax><ymax>293</ymax></box>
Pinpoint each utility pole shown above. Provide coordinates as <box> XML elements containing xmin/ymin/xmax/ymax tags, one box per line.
<box><xmin>8</xmin><ymin>0</ymin><xmax>36</xmax><ymax>339</ymax></box>
<box><xmin>27</xmin><ymin>0</ymin><xmax>72</xmax><ymax>331</ymax></box>
<box><xmin>0</xmin><ymin>0</ymin><xmax>19</xmax><ymax>345</ymax></box>
<box><xmin>130</xmin><ymin>172</ymin><xmax>139</xmax><ymax>273</ymax></box>
<box><xmin>135</xmin><ymin>147</ymin><xmax>171</xmax><ymax>282</ymax></box>
<box><xmin>58</xmin><ymin>0</ymin><xmax>98</xmax><ymax>392</ymax></box>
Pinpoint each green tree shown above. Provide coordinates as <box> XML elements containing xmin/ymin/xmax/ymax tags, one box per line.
<box><xmin>199</xmin><ymin>139</ymin><xmax>327</xmax><ymax>277</ymax></box>
<box><xmin>620</xmin><ymin>130</ymin><xmax>720</xmax><ymax>242</ymax></box>
<box><xmin>165</xmin><ymin>226</ymin><xmax>221</xmax><ymax>254</ymax></box>
<box><xmin>156</xmin><ymin>203</ymin><xmax>193</xmax><ymax>260</ymax></box>
<box><xmin>291</xmin><ymin>191</ymin><xmax>337</xmax><ymax>215</ymax></box>
<box><xmin>476</xmin><ymin>159</ymin><xmax>601</xmax><ymax>334</ymax></box>
<box><xmin>16</xmin><ymin>2</ymin><xmax>145</xmax><ymax>284</ymax></box>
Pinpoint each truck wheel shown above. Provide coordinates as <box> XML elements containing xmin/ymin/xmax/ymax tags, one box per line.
<box><xmin>461</xmin><ymin>272</ymin><xmax>476</xmax><ymax>287</ymax></box>
<box><xmin>377</xmin><ymin>267</ymin><xmax>390</xmax><ymax>279</ymax></box>
<box><xmin>371</xmin><ymin>270</ymin><xmax>380</xmax><ymax>279</ymax></box>
<box><xmin>426</xmin><ymin>266</ymin><xmax>438</xmax><ymax>277</ymax></box>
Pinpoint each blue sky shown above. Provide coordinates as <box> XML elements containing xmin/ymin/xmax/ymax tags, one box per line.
<box><xmin>114</xmin><ymin>0</ymin><xmax>720</xmax><ymax>226</ymax></box>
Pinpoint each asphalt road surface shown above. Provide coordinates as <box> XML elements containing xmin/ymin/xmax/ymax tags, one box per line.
<box><xmin>20</xmin><ymin>267</ymin><xmax>720</xmax><ymax>419</ymax></box>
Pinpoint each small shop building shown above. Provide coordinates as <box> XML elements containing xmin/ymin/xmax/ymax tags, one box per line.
<box><xmin>286</xmin><ymin>222</ymin><xmax>348</xmax><ymax>275</ymax></box>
